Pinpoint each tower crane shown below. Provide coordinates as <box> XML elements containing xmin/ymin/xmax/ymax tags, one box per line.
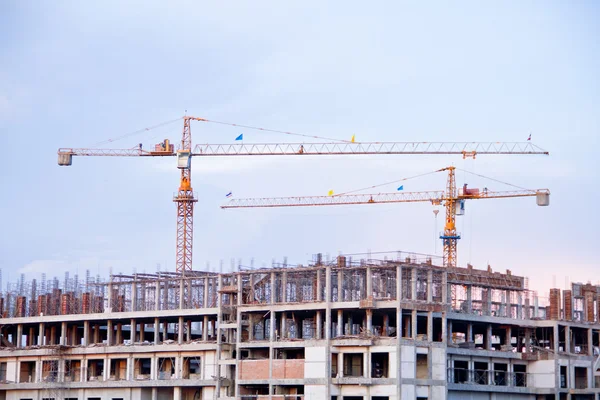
<box><xmin>221</xmin><ymin>166</ymin><xmax>550</xmax><ymax>268</ymax></box>
<box><xmin>57</xmin><ymin>116</ymin><xmax>549</xmax><ymax>273</ymax></box>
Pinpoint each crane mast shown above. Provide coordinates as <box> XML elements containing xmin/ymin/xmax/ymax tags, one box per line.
<box><xmin>441</xmin><ymin>167</ymin><xmax>460</xmax><ymax>268</ymax></box>
<box><xmin>173</xmin><ymin>116</ymin><xmax>204</xmax><ymax>274</ymax></box>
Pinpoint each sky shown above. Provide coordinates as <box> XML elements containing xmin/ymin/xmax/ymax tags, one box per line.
<box><xmin>0</xmin><ymin>1</ymin><xmax>598</xmax><ymax>298</ymax></box>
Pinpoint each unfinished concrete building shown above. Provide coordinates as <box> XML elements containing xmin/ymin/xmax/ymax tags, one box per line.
<box><xmin>0</xmin><ymin>254</ymin><xmax>599</xmax><ymax>400</ymax></box>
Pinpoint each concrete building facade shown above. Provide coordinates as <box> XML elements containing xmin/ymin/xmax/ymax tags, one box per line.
<box><xmin>0</xmin><ymin>255</ymin><xmax>599</xmax><ymax>400</ymax></box>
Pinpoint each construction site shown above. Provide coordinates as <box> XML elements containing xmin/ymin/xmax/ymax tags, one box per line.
<box><xmin>1</xmin><ymin>116</ymin><xmax>597</xmax><ymax>400</ymax></box>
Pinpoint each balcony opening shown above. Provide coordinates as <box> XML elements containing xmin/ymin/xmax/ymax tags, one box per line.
<box><xmin>331</xmin><ymin>353</ymin><xmax>338</xmax><ymax>378</ymax></box>
<box><xmin>19</xmin><ymin>361</ymin><xmax>36</xmax><ymax>383</ymax></box>
<box><xmin>133</xmin><ymin>358</ymin><xmax>151</xmax><ymax>380</ymax></box>
<box><xmin>493</xmin><ymin>363</ymin><xmax>508</xmax><ymax>386</ymax></box>
<box><xmin>157</xmin><ymin>357</ymin><xmax>175</xmax><ymax>380</ymax></box>
<box><xmin>371</xmin><ymin>352</ymin><xmax>389</xmax><ymax>378</ymax></box>
<box><xmin>87</xmin><ymin>359</ymin><xmax>104</xmax><ymax>381</ymax></box>
<box><xmin>182</xmin><ymin>357</ymin><xmax>201</xmax><ymax>379</ymax></box>
<box><xmin>416</xmin><ymin>315</ymin><xmax>428</xmax><ymax>340</ymax></box>
<box><xmin>560</xmin><ymin>365</ymin><xmax>567</xmax><ymax>388</ymax></box>
<box><xmin>453</xmin><ymin>360</ymin><xmax>468</xmax><ymax>383</ymax></box>
<box><xmin>242</xmin><ymin>347</ymin><xmax>269</xmax><ymax>360</ymax></box>
<box><xmin>239</xmin><ymin>384</ymin><xmax>269</xmax><ymax>398</ymax></box>
<box><xmin>109</xmin><ymin>358</ymin><xmax>127</xmax><ymax>381</ymax></box>
<box><xmin>416</xmin><ymin>353</ymin><xmax>428</xmax><ymax>379</ymax></box>
<box><xmin>473</xmin><ymin>361</ymin><xmax>488</xmax><ymax>384</ymax></box>
<box><xmin>373</xmin><ymin>397</ymin><xmax>389</xmax><ymax>400</ymax></box>
<box><xmin>275</xmin><ymin>348</ymin><xmax>305</xmax><ymax>359</ymax></box>
<box><xmin>273</xmin><ymin>384</ymin><xmax>304</xmax><ymax>399</ymax></box>
<box><xmin>41</xmin><ymin>360</ymin><xmax>58</xmax><ymax>382</ymax></box>
<box><xmin>574</xmin><ymin>366</ymin><xmax>588</xmax><ymax>389</ymax></box>
<box><xmin>514</xmin><ymin>364</ymin><xmax>527</xmax><ymax>387</ymax></box>
<box><xmin>64</xmin><ymin>360</ymin><xmax>81</xmax><ymax>382</ymax></box>
<box><xmin>343</xmin><ymin>353</ymin><xmax>364</xmax><ymax>377</ymax></box>
<box><xmin>0</xmin><ymin>361</ymin><xmax>7</xmax><ymax>381</ymax></box>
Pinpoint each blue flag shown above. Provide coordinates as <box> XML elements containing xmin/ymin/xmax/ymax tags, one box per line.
<box><xmin>397</xmin><ymin>185</ymin><xmax>403</xmax><ymax>191</ymax></box>
<box><xmin>226</xmin><ymin>192</ymin><xmax>232</xmax><ymax>198</ymax></box>
<box><xmin>235</xmin><ymin>134</ymin><xmax>243</xmax><ymax>141</ymax></box>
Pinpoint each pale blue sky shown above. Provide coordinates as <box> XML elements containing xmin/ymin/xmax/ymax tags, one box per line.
<box><xmin>0</xmin><ymin>1</ymin><xmax>598</xmax><ymax>297</ymax></box>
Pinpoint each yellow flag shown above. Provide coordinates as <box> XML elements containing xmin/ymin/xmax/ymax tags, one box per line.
<box><xmin>328</xmin><ymin>190</ymin><xmax>334</xmax><ymax>196</ymax></box>
<box><xmin>351</xmin><ymin>134</ymin><xmax>355</xmax><ymax>143</ymax></box>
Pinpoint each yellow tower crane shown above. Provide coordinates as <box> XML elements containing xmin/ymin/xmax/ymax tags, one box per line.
<box><xmin>221</xmin><ymin>166</ymin><xmax>550</xmax><ymax>268</ymax></box>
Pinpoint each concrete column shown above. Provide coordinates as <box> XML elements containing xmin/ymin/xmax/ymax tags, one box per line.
<box><xmin>517</xmin><ymin>293</ymin><xmax>523</xmax><ymax>320</ymax></box>
<box><xmin>525</xmin><ymin>328</ymin><xmax>532</xmax><ymax>353</ymax></box>
<box><xmin>505</xmin><ymin>290</ymin><xmax>511</xmax><ymax>318</ymax></box>
<box><xmin>270</xmin><ymin>272</ymin><xmax>276</xmax><ymax>304</ymax></box>
<box><xmin>553</xmin><ymin>324</ymin><xmax>559</xmax><ymax>353</ymax></box>
<box><xmin>131</xmin><ymin>279</ymin><xmax>137</xmax><ymax>311</ymax></box>
<box><xmin>366</xmin><ymin>265</ymin><xmax>373</xmax><ymax>298</ymax></box>
<box><xmin>82</xmin><ymin>321</ymin><xmax>89</xmax><ymax>346</ymax></box>
<box><xmin>282</xmin><ymin>271</ymin><xmax>287</xmax><ymax>303</ymax></box>
<box><xmin>366</xmin><ymin>309</ymin><xmax>373</xmax><ymax>334</ymax></box>
<box><xmin>152</xmin><ymin>387</ymin><xmax>158</xmax><ymax>400</ymax></box>
<box><xmin>534</xmin><ymin>295</ymin><xmax>539</xmax><ymax>318</ymax></box>
<box><xmin>155</xmin><ymin>280</ymin><xmax>161</xmax><ymax>311</ymax></box>
<box><xmin>467</xmin><ymin>323</ymin><xmax>473</xmax><ymax>343</ymax></box>
<box><xmin>173</xmin><ymin>386</ymin><xmax>182</xmax><ymax>400</ymax></box>
<box><xmin>28</xmin><ymin>327</ymin><xmax>34</xmax><ymax>346</ymax></box>
<box><xmin>506</xmin><ymin>326</ymin><xmax>512</xmax><ymax>348</ymax></box>
<box><xmin>107</xmin><ymin>320</ymin><xmax>113</xmax><ymax>346</ymax></box>
<box><xmin>140</xmin><ymin>322</ymin><xmax>145</xmax><ymax>342</ymax></box>
<box><xmin>486</xmin><ymin>324</ymin><xmax>493</xmax><ymax>350</ymax></box>
<box><xmin>186</xmin><ymin>320</ymin><xmax>191</xmax><ymax>342</ymax></box>
<box><xmin>524</xmin><ymin>297</ymin><xmax>530</xmax><ymax>320</ymax></box>
<box><xmin>38</xmin><ymin>322</ymin><xmax>44</xmax><ymax>346</ymax></box>
<box><xmin>588</xmin><ymin>328</ymin><xmax>594</xmax><ymax>356</ymax></box>
<box><xmin>442</xmin><ymin>271</ymin><xmax>448</xmax><ymax>305</ymax></box>
<box><xmin>441</xmin><ymin>312</ymin><xmax>447</xmax><ymax>344</ymax></box>
<box><xmin>466</xmin><ymin>285</ymin><xmax>473</xmax><ymax>313</ymax></box>
<box><xmin>80</xmin><ymin>361</ymin><xmax>85</xmax><ymax>382</ymax></box>
<box><xmin>484</xmin><ymin>288</ymin><xmax>492</xmax><ymax>316</ymax></box>
<box><xmin>337</xmin><ymin>310</ymin><xmax>343</xmax><ymax>337</ymax></box>
<box><xmin>337</xmin><ymin>353</ymin><xmax>344</xmax><ymax>377</ymax></box>
<box><xmin>202</xmin><ymin>316</ymin><xmax>208</xmax><ymax>342</ymax></box>
<box><xmin>427</xmin><ymin>270</ymin><xmax>433</xmax><ymax>303</ymax></box>
<box><xmin>107</xmin><ymin>281</ymin><xmax>113</xmax><ymax>312</ymax></box>
<box><xmin>203</xmin><ymin>277</ymin><xmax>209</xmax><ymax>308</ymax></box>
<box><xmin>411</xmin><ymin>268</ymin><xmax>417</xmax><ymax>300</ymax></box>
<box><xmin>178</xmin><ymin>316</ymin><xmax>184</xmax><ymax>345</ymax></box>
<box><xmin>130</xmin><ymin>319</ymin><xmax>137</xmax><ymax>342</ymax></box>
<box><xmin>565</xmin><ymin>325</ymin><xmax>570</xmax><ymax>353</ymax></box>
<box><xmin>316</xmin><ymin>311</ymin><xmax>322</xmax><ymax>340</ymax></box>
<box><xmin>427</xmin><ymin>311</ymin><xmax>433</xmax><ymax>341</ymax></box>
<box><xmin>269</xmin><ymin>311</ymin><xmax>275</xmax><ymax>341</ymax></box>
<box><xmin>363</xmin><ymin>352</ymin><xmax>369</xmax><ymax>378</ymax></box>
<box><xmin>411</xmin><ymin>310</ymin><xmax>417</xmax><ymax>339</ymax></box>
<box><xmin>179</xmin><ymin>278</ymin><xmax>185</xmax><ymax>310</ymax></box>
<box><xmin>338</xmin><ymin>270</ymin><xmax>343</xmax><ymax>301</ymax></box>
<box><xmin>281</xmin><ymin>312</ymin><xmax>287</xmax><ymax>339</ymax></box>
<box><xmin>398</xmin><ymin>265</ymin><xmax>403</xmax><ymax>301</ymax></box>
<box><xmin>316</xmin><ymin>269</ymin><xmax>322</xmax><ymax>302</ymax></box>
<box><xmin>93</xmin><ymin>324</ymin><xmax>100</xmax><ymax>344</ymax></box>
<box><xmin>153</xmin><ymin>318</ymin><xmax>159</xmax><ymax>345</ymax></box>
<box><xmin>58</xmin><ymin>322</ymin><xmax>66</xmax><ymax>346</ymax></box>
<box><xmin>116</xmin><ymin>323</ymin><xmax>123</xmax><ymax>345</ymax></box>
<box><xmin>17</xmin><ymin>324</ymin><xmax>23</xmax><ymax>348</ymax></box>
<box><xmin>448</xmin><ymin>320</ymin><xmax>453</xmax><ymax>343</ymax></box>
